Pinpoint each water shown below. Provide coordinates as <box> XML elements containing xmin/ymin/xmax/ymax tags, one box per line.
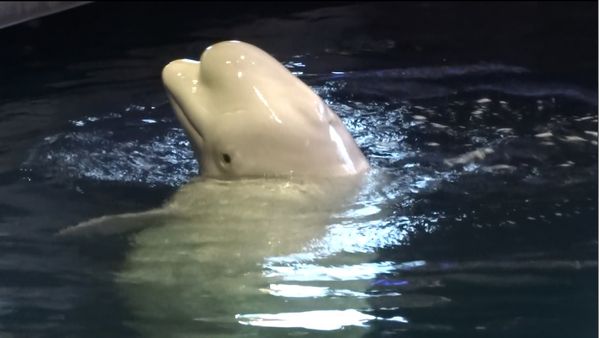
<box><xmin>0</xmin><ymin>3</ymin><xmax>597</xmax><ymax>338</ymax></box>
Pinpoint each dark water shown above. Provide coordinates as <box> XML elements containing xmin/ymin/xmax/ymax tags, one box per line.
<box><xmin>0</xmin><ymin>2</ymin><xmax>597</xmax><ymax>338</ymax></box>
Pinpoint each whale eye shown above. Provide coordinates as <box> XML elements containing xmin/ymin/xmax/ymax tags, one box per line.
<box><xmin>222</xmin><ymin>153</ymin><xmax>231</xmax><ymax>164</ymax></box>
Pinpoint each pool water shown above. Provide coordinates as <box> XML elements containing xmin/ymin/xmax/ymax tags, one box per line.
<box><xmin>0</xmin><ymin>3</ymin><xmax>597</xmax><ymax>338</ymax></box>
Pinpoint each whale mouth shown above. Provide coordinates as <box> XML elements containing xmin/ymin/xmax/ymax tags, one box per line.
<box><xmin>162</xmin><ymin>59</ymin><xmax>205</xmax><ymax>150</ymax></box>
<box><xmin>167</xmin><ymin>93</ymin><xmax>205</xmax><ymax>151</ymax></box>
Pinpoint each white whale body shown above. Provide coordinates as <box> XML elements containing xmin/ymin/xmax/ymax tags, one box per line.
<box><xmin>60</xmin><ymin>41</ymin><xmax>379</xmax><ymax>336</ymax></box>
<box><xmin>60</xmin><ymin>40</ymin><xmax>370</xmax><ymax>237</ymax></box>
<box><xmin>116</xmin><ymin>176</ymin><xmax>379</xmax><ymax>337</ymax></box>
<box><xmin>163</xmin><ymin>40</ymin><xmax>369</xmax><ymax>179</ymax></box>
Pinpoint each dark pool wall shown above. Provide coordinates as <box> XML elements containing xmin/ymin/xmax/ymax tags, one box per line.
<box><xmin>0</xmin><ymin>2</ymin><xmax>597</xmax><ymax>90</ymax></box>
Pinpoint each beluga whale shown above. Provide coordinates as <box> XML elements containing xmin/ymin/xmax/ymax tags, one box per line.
<box><xmin>60</xmin><ymin>40</ymin><xmax>369</xmax><ymax>237</ymax></box>
<box><xmin>60</xmin><ymin>41</ymin><xmax>378</xmax><ymax>337</ymax></box>
<box><xmin>163</xmin><ymin>40</ymin><xmax>369</xmax><ymax>179</ymax></box>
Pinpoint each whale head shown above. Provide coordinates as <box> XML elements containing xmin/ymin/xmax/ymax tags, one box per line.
<box><xmin>162</xmin><ymin>40</ymin><xmax>369</xmax><ymax>179</ymax></box>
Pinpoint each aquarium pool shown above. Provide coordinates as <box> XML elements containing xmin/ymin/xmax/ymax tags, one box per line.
<box><xmin>0</xmin><ymin>3</ymin><xmax>597</xmax><ymax>338</ymax></box>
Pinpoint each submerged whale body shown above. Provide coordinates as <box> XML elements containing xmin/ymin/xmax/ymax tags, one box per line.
<box><xmin>117</xmin><ymin>176</ymin><xmax>374</xmax><ymax>337</ymax></box>
<box><xmin>60</xmin><ymin>41</ymin><xmax>375</xmax><ymax>336</ymax></box>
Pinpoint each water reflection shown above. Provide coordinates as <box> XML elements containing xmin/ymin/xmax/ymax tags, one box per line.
<box><xmin>264</xmin><ymin>261</ymin><xmax>396</xmax><ymax>282</ymax></box>
<box><xmin>237</xmin><ymin>309</ymin><xmax>407</xmax><ymax>330</ymax></box>
<box><xmin>264</xmin><ymin>283</ymin><xmax>373</xmax><ymax>298</ymax></box>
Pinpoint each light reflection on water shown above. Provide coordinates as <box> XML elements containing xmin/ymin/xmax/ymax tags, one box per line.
<box><xmin>264</xmin><ymin>261</ymin><xmax>396</xmax><ymax>282</ymax></box>
<box><xmin>236</xmin><ymin>309</ymin><xmax>407</xmax><ymax>330</ymax></box>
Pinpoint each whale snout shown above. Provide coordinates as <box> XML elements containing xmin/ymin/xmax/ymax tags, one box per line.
<box><xmin>162</xmin><ymin>59</ymin><xmax>200</xmax><ymax>98</ymax></box>
<box><xmin>162</xmin><ymin>59</ymin><xmax>207</xmax><ymax>161</ymax></box>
